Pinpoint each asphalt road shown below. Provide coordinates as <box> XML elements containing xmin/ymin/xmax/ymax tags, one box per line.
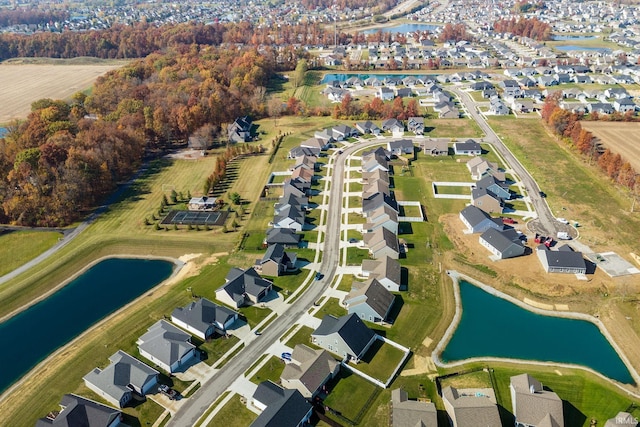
<box><xmin>167</xmin><ymin>140</ymin><xmax>382</xmax><ymax>426</ymax></box>
<box><xmin>451</xmin><ymin>87</ymin><xmax>566</xmax><ymax>237</ymax></box>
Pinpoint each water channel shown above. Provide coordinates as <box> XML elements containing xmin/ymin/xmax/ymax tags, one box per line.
<box><xmin>362</xmin><ymin>23</ymin><xmax>440</xmax><ymax>34</ymax></box>
<box><xmin>441</xmin><ymin>280</ymin><xmax>634</xmax><ymax>384</ymax></box>
<box><xmin>0</xmin><ymin>257</ymin><xmax>175</xmax><ymax>394</ymax></box>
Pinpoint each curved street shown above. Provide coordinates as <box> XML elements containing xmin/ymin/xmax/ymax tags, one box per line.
<box><xmin>167</xmin><ymin>139</ymin><xmax>382</xmax><ymax>426</ymax></box>
<box><xmin>451</xmin><ymin>87</ymin><xmax>567</xmax><ymax>237</ymax></box>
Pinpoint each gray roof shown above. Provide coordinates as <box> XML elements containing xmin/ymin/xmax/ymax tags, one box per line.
<box><xmin>137</xmin><ymin>320</ymin><xmax>195</xmax><ymax>368</ymax></box>
<box><xmin>345</xmin><ymin>278</ymin><xmax>395</xmax><ymax>319</ymax></box>
<box><xmin>538</xmin><ymin>245</ymin><xmax>586</xmax><ymax>270</ymax></box>
<box><xmin>442</xmin><ymin>386</ymin><xmax>501</xmax><ymax>427</ymax></box>
<box><xmin>454</xmin><ymin>140</ymin><xmax>482</xmax><ymax>152</ymax></box>
<box><xmin>265</xmin><ymin>228</ymin><xmax>300</xmax><ymax>246</ymax></box>
<box><xmin>313</xmin><ymin>314</ymin><xmax>377</xmax><ymax>358</ymax></box>
<box><xmin>391</xmin><ymin>388</ymin><xmax>438</xmax><ymax>427</ymax></box>
<box><xmin>388</xmin><ymin>139</ymin><xmax>415</xmax><ymax>151</ymax></box>
<box><xmin>273</xmin><ymin>204</ymin><xmax>305</xmax><ymax>226</ymax></box>
<box><xmin>253</xmin><ymin>380</ymin><xmax>286</xmax><ymax>407</ymax></box>
<box><xmin>83</xmin><ymin>351</ymin><xmax>158</xmax><ymax>403</ymax></box>
<box><xmin>363</xmin><ymin>192</ymin><xmax>398</xmax><ymax>214</ymax></box>
<box><xmin>258</xmin><ymin>243</ymin><xmax>295</xmax><ymax>267</ymax></box>
<box><xmin>480</xmin><ymin>228</ymin><xmax>524</xmax><ymax>253</ymax></box>
<box><xmin>171</xmin><ymin>298</ymin><xmax>237</xmax><ymax>335</ymax></box>
<box><xmin>363</xmin><ymin>226</ymin><xmax>400</xmax><ymax>254</ymax></box>
<box><xmin>36</xmin><ymin>394</ymin><xmax>121</xmax><ymax>427</ymax></box>
<box><xmin>511</xmin><ymin>374</ymin><xmax>564</xmax><ymax>427</ymax></box>
<box><xmin>251</xmin><ymin>383</ymin><xmax>312</xmax><ymax>427</ymax></box>
<box><xmin>362</xmin><ymin>255</ymin><xmax>401</xmax><ymax>286</ymax></box>
<box><xmin>221</xmin><ymin>267</ymin><xmax>273</xmax><ymax>302</ymax></box>
<box><xmin>460</xmin><ymin>205</ymin><xmax>503</xmax><ymax>229</ymax></box>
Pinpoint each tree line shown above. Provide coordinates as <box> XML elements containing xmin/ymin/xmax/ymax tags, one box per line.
<box><xmin>493</xmin><ymin>17</ymin><xmax>551</xmax><ymax>41</ymax></box>
<box><xmin>541</xmin><ymin>93</ymin><xmax>640</xmax><ymax>193</ymax></box>
<box><xmin>0</xmin><ymin>46</ymin><xmax>275</xmax><ymax>226</ymax></box>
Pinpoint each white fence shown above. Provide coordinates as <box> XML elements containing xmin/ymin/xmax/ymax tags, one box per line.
<box><xmin>432</xmin><ymin>181</ymin><xmax>474</xmax><ymax>199</ymax></box>
<box><xmin>397</xmin><ymin>200</ymin><xmax>425</xmax><ymax>222</ymax></box>
<box><xmin>341</xmin><ymin>336</ymin><xmax>411</xmax><ymax>389</ymax></box>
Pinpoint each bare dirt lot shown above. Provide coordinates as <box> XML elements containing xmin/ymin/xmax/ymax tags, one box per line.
<box><xmin>0</xmin><ymin>62</ymin><xmax>122</xmax><ymax>123</ymax></box>
<box><xmin>581</xmin><ymin>122</ymin><xmax>640</xmax><ymax>173</ymax></box>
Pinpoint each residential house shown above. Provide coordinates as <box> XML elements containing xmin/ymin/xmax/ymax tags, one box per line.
<box><xmin>454</xmin><ymin>139</ymin><xmax>482</xmax><ymax>156</ymax></box>
<box><xmin>344</xmin><ymin>278</ymin><xmax>395</xmax><ymax>323</ymax></box>
<box><xmin>290</xmin><ymin>154</ymin><xmax>316</xmax><ymax>172</ymax></box>
<box><xmin>265</xmin><ymin>227</ymin><xmax>300</xmax><ymax>248</ymax></box>
<box><xmin>469</xmin><ymin>81</ymin><xmax>494</xmax><ymax>91</ymax></box>
<box><xmin>290</xmin><ymin>166</ymin><xmax>314</xmax><ymax>184</ymax></box>
<box><xmin>381</xmin><ymin>118</ymin><xmax>405</xmax><ymax>136</ymax></box>
<box><xmin>605</xmin><ymin>412</ymin><xmax>639</xmax><ymax>427</ymax></box>
<box><xmin>361</xmin><ymin>255</ymin><xmax>402</xmax><ymax>291</ymax></box>
<box><xmin>537</xmin><ymin>245</ymin><xmax>587</xmax><ymax>274</ymax></box>
<box><xmin>83</xmin><ymin>351</ymin><xmax>159</xmax><ymax>408</ymax></box>
<box><xmin>512</xmin><ymin>99</ymin><xmax>535</xmax><ymax>113</ymax></box>
<box><xmin>362</xmin><ymin>169</ymin><xmax>390</xmax><ymax>187</ymax></box>
<box><xmin>363</xmin><ymin>226</ymin><xmax>400</xmax><ymax>260</ymax></box>
<box><xmin>489</xmin><ymin>97</ymin><xmax>510</xmax><ymax>115</ymax></box>
<box><xmin>391</xmin><ymin>388</ymin><xmax>438</xmax><ymax>427</ymax></box>
<box><xmin>188</xmin><ymin>196</ymin><xmax>217</xmax><ymax>211</ymax></box>
<box><xmin>275</xmin><ymin>193</ymin><xmax>309</xmax><ymax>215</ymax></box>
<box><xmin>273</xmin><ymin>204</ymin><xmax>305</xmax><ymax>232</ymax></box>
<box><xmin>421</xmin><ymin>139</ymin><xmax>449</xmax><ymax>156</ymax></box>
<box><xmin>216</xmin><ymin>267</ymin><xmax>273</xmax><ymax>308</ymax></box>
<box><xmin>442</xmin><ymin>386</ymin><xmax>502</xmax><ymax>427</ymax></box>
<box><xmin>311</xmin><ymin>313</ymin><xmax>378</xmax><ymax>362</ymax></box>
<box><xmin>361</xmin><ymin>147</ymin><xmax>390</xmax><ymax>173</ymax></box>
<box><xmin>228</xmin><ymin>116</ymin><xmax>253</xmax><ymax>143</ymax></box>
<box><xmin>280</xmin><ymin>345</ymin><xmax>340</xmax><ymax>398</ymax></box>
<box><xmin>355</xmin><ymin>120</ymin><xmax>381</xmax><ymax>135</ymax></box>
<box><xmin>459</xmin><ymin>205</ymin><xmax>504</xmax><ymax>234</ymax></box>
<box><xmin>407</xmin><ymin>117</ymin><xmax>425</xmax><ymax>135</ymax></box>
<box><xmin>254</xmin><ymin>243</ymin><xmax>297</xmax><ymax>277</ymax></box>
<box><xmin>587</xmin><ymin>102</ymin><xmax>614</xmax><ymax>115</ymax></box>
<box><xmin>395</xmin><ymin>88</ymin><xmax>413</xmax><ymax>98</ymax></box>
<box><xmin>250</xmin><ymin>382</ymin><xmax>313</xmax><ymax>427</ymax></box>
<box><xmin>377</xmin><ymin>87</ymin><xmax>395</xmax><ymax>101</ymax></box>
<box><xmin>613</xmin><ymin>98</ymin><xmax>636</xmax><ymax>113</ymax></box>
<box><xmin>362</xmin><ymin>176</ymin><xmax>390</xmax><ymax>197</ymax></box>
<box><xmin>36</xmin><ymin>394</ymin><xmax>122</xmax><ymax>427</ymax></box>
<box><xmin>363</xmin><ymin>204</ymin><xmax>399</xmax><ymax>235</ymax></box>
<box><xmin>137</xmin><ymin>320</ymin><xmax>196</xmax><ymax>374</ymax></box>
<box><xmin>387</xmin><ymin>139</ymin><xmax>414</xmax><ymax>156</ymax></box>
<box><xmin>314</xmin><ymin>129</ymin><xmax>337</xmax><ymax>144</ymax></box>
<box><xmin>323</xmin><ymin>86</ymin><xmax>348</xmax><ymax>102</ymax></box>
<box><xmin>288</xmin><ymin>146</ymin><xmax>320</xmax><ymax>159</ymax></box>
<box><xmin>171</xmin><ymin>298</ymin><xmax>238</xmax><ymax>340</ymax></box>
<box><xmin>362</xmin><ymin>192</ymin><xmax>398</xmax><ymax>217</ymax></box>
<box><xmin>332</xmin><ymin>124</ymin><xmax>359</xmax><ymax>140</ymax></box>
<box><xmin>475</xmin><ymin>175</ymin><xmax>511</xmax><ymax>200</ymax></box>
<box><xmin>604</xmin><ymin>87</ymin><xmax>629</xmax><ymax>99</ymax></box>
<box><xmin>471</xmin><ymin>186</ymin><xmax>504</xmax><ymax>214</ymax></box>
<box><xmin>438</xmin><ymin>104</ymin><xmax>460</xmax><ymax>118</ymax></box>
<box><xmin>283</xmin><ymin>177</ymin><xmax>311</xmax><ymax>196</ymax></box>
<box><xmin>466</xmin><ymin>157</ymin><xmax>505</xmax><ymax>181</ymax></box>
<box><xmin>300</xmin><ymin>137</ymin><xmax>330</xmax><ymax>151</ymax></box>
<box><xmin>510</xmin><ymin>373</ymin><xmax>564</xmax><ymax>427</ymax></box>
<box><xmin>479</xmin><ymin>228</ymin><xmax>525</xmax><ymax>259</ymax></box>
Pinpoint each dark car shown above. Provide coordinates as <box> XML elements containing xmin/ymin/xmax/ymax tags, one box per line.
<box><xmin>539</xmin><ymin>191</ymin><xmax>547</xmax><ymax>198</ymax></box>
<box><xmin>315</xmin><ymin>272</ymin><xmax>324</xmax><ymax>280</ymax></box>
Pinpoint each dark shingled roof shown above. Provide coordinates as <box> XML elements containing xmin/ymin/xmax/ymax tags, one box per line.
<box><xmin>36</xmin><ymin>394</ymin><xmax>121</xmax><ymax>427</ymax></box>
<box><xmin>251</xmin><ymin>383</ymin><xmax>312</xmax><ymax>427</ymax></box>
<box><xmin>313</xmin><ymin>314</ymin><xmax>377</xmax><ymax>358</ymax></box>
<box><xmin>460</xmin><ymin>205</ymin><xmax>503</xmax><ymax>229</ymax></box>
<box><xmin>171</xmin><ymin>298</ymin><xmax>237</xmax><ymax>335</ymax></box>
<box><xmin>480</xmin><ymin>228</ymin><xmax>524</xmax><ymax>253</ymax></box>
<box><xmin>345</xmin><ymin>278</ymin><xmax>395</xmax><ymax>319</ymax></box>
<box><xmin>265</xmin><ymin>228</ymin><xmax>301</xmax><ymax>246</ymax></box>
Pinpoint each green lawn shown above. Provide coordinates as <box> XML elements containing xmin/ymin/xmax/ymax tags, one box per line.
<box><xmin>195</xmin><ymin>335</ymin><xmax>240</xmax><ymax>366</ymax></box>
<box><xmin>323</xmin><ymin>371</ymin><xmax>381</xmax><ymax>424</ymax></box>
<box><xmin>426</xmin><ymin>118</ymin><xmax>483</xmax><ymax>138</ymax></box>
<box><xmin>433</xmin><ymin>184</ymin><xmax>470</xmax><ymax>196</ymax></box>
<box><xmin>0</xmin><ymin>230</ymin><xmax>62</xmax><ymax>277</ymax></box>
<box><xmin>285</xmin><ymin>326</ymin><xmax>317</xmax><ymax>349</ymax></box>
<box><xmin>345</xmin><ymin>247</ymin><xmax>370</xmax><ymax>265</ymax></box>
<box><xmin>314</xmin><ymin>297</ymin><xmax>347</xmax><ymax>319</ymax></box>
<box><xmin>347</xmin><ymin>212</ymin><xmax>366</xmax><ymax>224</ymax></box>
<box><xmin>354</xmin><ymin>339</ymin><xmax>405</xmax><ymax>382</ymax></box>
<box><xmin>337</xmin><ymin>275</ymin><xmax>354</xmax><ymax>292</ymax></box>
<box><xmin>250</xmin><ymin>355</ymin><xmax>285</xmax><ymax>385</ymax></box>
<box><xmin>207</xmin><ymin>394</ymin><xmax>257</xmax><ymax>427</ymax></box>
<box><xmin>268</xmin><ymin>271</ymin><xmax>306</xmax><ymax>299</ymax></box>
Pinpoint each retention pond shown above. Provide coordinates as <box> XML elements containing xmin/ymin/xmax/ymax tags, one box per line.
<box><xmin>0</xmin><ymin>257</ymin><xmax>175</xmax><ymax>394</ymax></box>
<box><xmin>441</xmin><ymin>279</ymin><xmax>634</xmax><ymax>384</ymax></box>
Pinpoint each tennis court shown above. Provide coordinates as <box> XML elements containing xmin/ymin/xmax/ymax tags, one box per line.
<box><xmin>161</xmin><ymin>209</ymin><xmax>229</xmax><ymax>226</ymax></box>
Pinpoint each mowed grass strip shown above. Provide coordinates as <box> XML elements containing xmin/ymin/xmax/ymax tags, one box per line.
<box><xmin>249</xmin><ymin>355</ymin><xmax>285</xmax><ymax>385</ymax></box>
<box><xmin>207</xmin><ymin>394</ymin><xmax>257</xmax><ymax>427</ymax></box>
<box><xmin>353</xmin><ymin>339</ymin><xmax>405</xmax><ymax>381</ymax></box>
<box><xmin>0</xmin><ymin>230</ymin><xmax>62</xmax><ymax>277</ymax></box>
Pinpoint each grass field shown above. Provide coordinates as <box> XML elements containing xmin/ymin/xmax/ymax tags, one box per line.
<box><xmin>0</xmin><ymin>60</ymin><xmax>125</xmax><ymax>122</ymax></box>
<box><xmin>580</xmin><ymin>121</ymin><xmax>640</xmax><ymax>173</ymax></box>
<box><xmin>208</xmin><ymin>395</ymin><xmax>257</xmax><ymax>427</ymax></box>
<box><xmin>0</xmin><ymin>230</ymin><xmax>62</xmax><ymax>277</ymax></box>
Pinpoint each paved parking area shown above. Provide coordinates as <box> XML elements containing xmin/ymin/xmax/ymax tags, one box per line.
<box><xmin>585</xmin><ymin>252</ymin><xmax>640</xmax><ymax>277</ymax></box>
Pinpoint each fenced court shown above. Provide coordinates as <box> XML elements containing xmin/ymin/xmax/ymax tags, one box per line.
<box><xmin>161</xmin><ymin>210</ymin><xmax>228</xmax><ymax>226</ymax></box>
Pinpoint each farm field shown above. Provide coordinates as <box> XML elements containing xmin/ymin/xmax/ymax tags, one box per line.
<box><xmin>580</xmin><ymin>121</ymin><xmax>640</xmax><ymax>173</ymax></box>
<box><xmin>0</xmin><ymin>60</ymin><xmax>124</xmax><ymax>122</ymax></box>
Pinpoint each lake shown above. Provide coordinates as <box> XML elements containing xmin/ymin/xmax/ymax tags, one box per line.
<box><xmin>0</xmin><ymin>258</ymin><xmax>175</xmax><ymax>394</ymax></box>
<box><xmin>362</xmin><ymin>23</ymin><xmax>440</xmax><ymax>34</ymax></box>
<box><xmin>552</xmin><ymin>35</ymin><xmax>598</xmax><ymax>41</ymax></box>
<box><xmin>441</xmin><ymin>280</ymin><xmax>634</xmax><ymax>384</ymax></box>
<box><xmin>555</xmin><ymin>45</ymin><xmax>611</xmax><ymax>53</ymax></box>
<box><xmin>320</xmin><ymin>73</ymin><xmax>438</xmax><ymax>84</ymax></box>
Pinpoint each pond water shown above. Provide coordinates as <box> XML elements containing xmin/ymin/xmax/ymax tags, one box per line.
<box><xmin>0</xmin><ymin>258</ymin><xmax>175</xmax><ymax>394</ymax></box>
<box><xmin>0</xmin><ymin>127</ymin><xmax>7</xmax><ymax>138</ymax></box>
<box><xmin>441</xmin><ymin>280</ymin><xmax>634</xmax><ymax>384</ymax></box>
<box><xmin>320</xmin><ymin>73</ymin><xmax>438</xmax><ymax>84</ymax></box>
<box><xmin>555</xmin><ymin>45</ymin><xmax>611</xmax><ymax>53</ymax></box>
<box><xmin>362</xmin><ymin>23</ymin><xmax>440</xmax><ymax>34</ymax></box>
<box><xmin>552</xmin><ymin>35</ymin><xmax>598</xmax><ymax>41</ymax></box>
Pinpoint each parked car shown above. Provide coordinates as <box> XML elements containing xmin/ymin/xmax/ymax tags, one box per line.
<box><xmin>557</xmin><ymin>217</ymin><xmax>569</xmax><ymax>224</ymax></box>
<box><xmin>315</xmin><ymin>272</ymin><xmax>324</xmax><ymax>280</ymax></box>
<box><xmin>539</xmin><ymin>191</ymin><xmax>547</xmax><ymax>198</ymax></box>
<box><xmin>158</xmin><ymin>384</ymin><xmax>178</xmax><ymax>400</ymax></box>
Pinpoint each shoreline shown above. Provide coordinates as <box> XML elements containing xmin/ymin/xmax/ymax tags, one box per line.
<box><xmin>0</xmin><ymin>254</ymin><xmax>187</xmax><ymax>403</ymax></box>
<box><xmin>432</xmin><ymin>270</ymin><xmax>640</xmax><ymax>398</ymax></box>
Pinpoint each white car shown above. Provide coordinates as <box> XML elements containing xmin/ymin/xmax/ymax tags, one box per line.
<box><xmin>557</xmin><ymin>218</ymin><xmax>569</xmax><ymax>224</ymax></box>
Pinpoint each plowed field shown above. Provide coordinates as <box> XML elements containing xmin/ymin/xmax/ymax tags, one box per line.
<box><xmin>581</xmin><ymin>121</ymin><xmax>640</xmax><ymax>172</ymax></box>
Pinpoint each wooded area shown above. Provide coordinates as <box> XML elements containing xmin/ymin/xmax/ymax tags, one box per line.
<box><xmin>493</xmin><ymin>17</ymin><xmax>551</xmax><ymax>41</ymax></box>
<box><xmin>0</xmin><ymin>46</ymin><xmax>275</xmax><ymax>226</ymax></box>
